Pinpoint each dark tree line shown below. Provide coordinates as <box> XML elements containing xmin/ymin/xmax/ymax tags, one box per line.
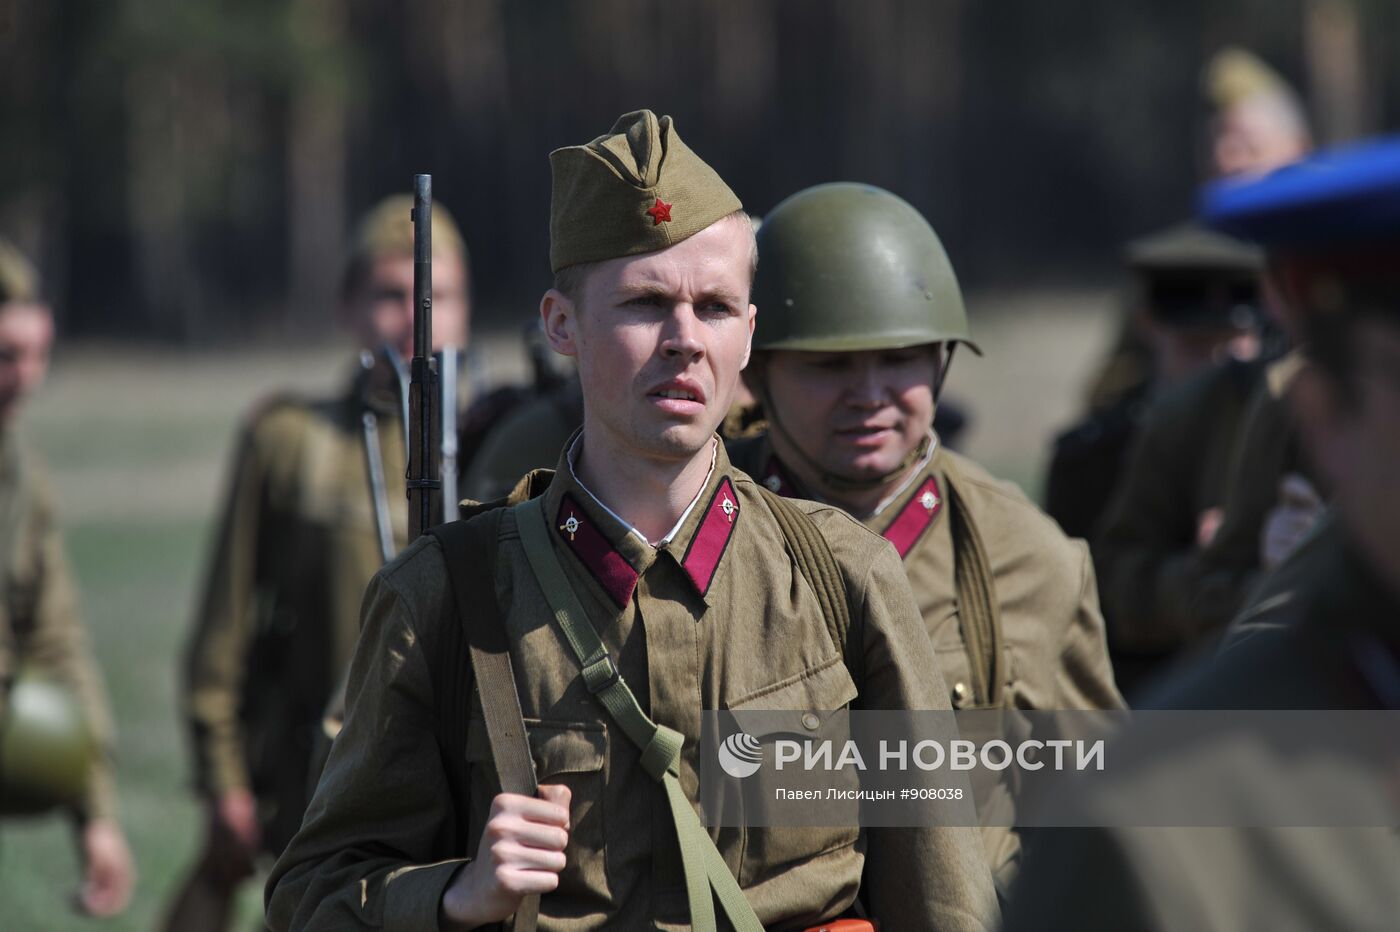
<box><xmin>1</xmin><ymin>0</ymin><xmax>1394</xmax><ymax>343</ymax></box>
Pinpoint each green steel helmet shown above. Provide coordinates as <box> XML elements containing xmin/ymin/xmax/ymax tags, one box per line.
<box><xmin>1</xmin><ymin>668</ymin><xmax>93</xmax><ymax>816</ymax></box>
<box><xmin>751</xmin><ymin>182</ymin><xmax>978</xmax><ymax>353</ymax></box>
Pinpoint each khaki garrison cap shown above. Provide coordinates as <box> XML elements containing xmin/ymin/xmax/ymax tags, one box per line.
<box><xmin>349</xmin><ymin>195</ymin><xmax>466</xmax><ymax>266</ymax></box>
<box><xmin>549</xmin><ymin>109</ymin><xmax>742</xmax><ymax>272</ymax></box>
<box><xmin>1205</xmin><ymin>47</ymin><xmax>1294</xmax><ymax>110</ymax></box>
<box><xmin>0</xmin><ymin>240</ymin><xmax>38</xmax><ymax>304</ymax></box>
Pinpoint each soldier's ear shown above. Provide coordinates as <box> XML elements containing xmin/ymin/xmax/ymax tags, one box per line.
<box><xmin>739</xmin><ymin>303</ymin><xmax>757</xmax><ymax>369</ymax></box>
<box><xmin>541</xmin><ymin>289</ymin><xmax>579</xmax><ymax>358</ymax></box>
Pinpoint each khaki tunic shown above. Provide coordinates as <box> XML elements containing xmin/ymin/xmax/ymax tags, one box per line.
<box><xmin>730</xmin><ymin>436</ymin><xmax>1124</xmax><ymax>890</ymax></box>
<box><xmin>183</xmin><ymin>363</ymin><xmax>410</xmax><ymax>852</ymax></box>
<box><xmin>1004</xmin><ymin>524</ymin><xmax>1400</xmax><ymax>932</ymax></box>
<box><xmin>0</xmin><ymin>429</ymin><xmax>118</xmax><ymax>820</ymax></box>
<box><xmin>1093</xmin><ymin>356</ymin><xmax>1261</xmax><ymax>695</ymax></box>
<box><xmin>265</xmin><ymin>439</ymin><xmax>998</xmax><ymax>931</ymax></box>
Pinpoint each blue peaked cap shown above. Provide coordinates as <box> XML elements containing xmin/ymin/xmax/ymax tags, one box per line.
<box><xmin>1201</xmin><ymin>136</ymin><xmax>1400</xmax><ymax>248</ymax></box>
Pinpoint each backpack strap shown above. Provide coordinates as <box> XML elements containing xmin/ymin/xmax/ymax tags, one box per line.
<box><xmin>514</xmin><ymin>496</ymin><xmax>764</xmax><ymax>932</ymax></box>
<box><xmin>756</xmin><ymin>487</ymin><xmax>863</xmax><ymax>693</ymax></box>
<box><xmin>428</xmin><ymin>509</ymin><xmax>541</xmax><ymax>932</ymax></box>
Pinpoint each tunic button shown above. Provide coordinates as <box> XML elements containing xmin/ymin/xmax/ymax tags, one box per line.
<box><xmin>801</xmin><ymin>712</ymin><xmax>821</xmax><ymax>731</ymax></box>
<box><xmin>951</xmin><ymin>682</ymin><xmax>968</xmax><ymax>706</ymax></box>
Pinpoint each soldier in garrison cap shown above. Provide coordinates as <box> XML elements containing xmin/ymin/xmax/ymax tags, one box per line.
<box><xmin>1063</xmin><ymin>46</ymin><xmax>1312</xmax><ymax>497</ymax></box>
<box><xmin>0</xmin><ymin>241</ymin><xmax>135</xmax><ymax>916</ymax></box>
<box><xmin>1004</xmin><ymin>135</ymin><xmax>1400</xmax><ymax>932</ymax></box>
<box><xmin>1046</xmin><ymin>224</ymin><xmax>1266</xmax><ymax>542</ymax></box>
<box><xmin>266</xmin><ymin>110</ymin><xmax>998</xmax><ymax>931</ymax></box>
<box><xmin>1085</xmin><ymin>225</ymin><xmax>1280</xmax><ymax>698</ymax></box>
<box><xmin>726</xmin><ymin>183</ymin><xmax>1123</xmax><ymax>898</ymax></box>
<box><xmin>1204</xmin><ymin>46</ymin><xmax>1313</xmax><ymax>180</ymax></box>
<box><xmin>165</xmin><ymin>199</ymin><xmax>471</xmax><ymax>931</ymax></box>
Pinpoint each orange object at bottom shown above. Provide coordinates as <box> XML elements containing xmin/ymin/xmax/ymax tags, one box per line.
<box><xmin>801</xmin><ymin>921</ymin><xmax>878</xmax><ymax>932</ymax></box>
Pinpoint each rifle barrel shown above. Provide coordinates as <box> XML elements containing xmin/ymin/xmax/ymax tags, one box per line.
<box><xmin>407</xmin><ymin>174</ymin><xmax>439</xmax><ymax>539</ymax></box>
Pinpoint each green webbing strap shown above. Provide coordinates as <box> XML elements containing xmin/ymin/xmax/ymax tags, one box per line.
<box><xmin>514</xmin><ymin>497</ymin><xmax>763</xmax><ymax>932</ymax></box>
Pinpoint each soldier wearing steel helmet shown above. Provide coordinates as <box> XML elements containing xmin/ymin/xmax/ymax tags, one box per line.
<box><xmin>164</xmin><ymin>198</ymin><xmax>471</xmax><ymax>931</ymax></box>
<box><xmin>727</xmin><ymin>182</ymin><xmax>1124</xmax><ymax>897</ymax></box>
<box><xmin>0</xmin><ymin>239</ymin><xmax>136</xmax><ymax>917</ymax></box>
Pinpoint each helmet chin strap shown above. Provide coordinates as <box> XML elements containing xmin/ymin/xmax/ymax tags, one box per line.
<box><xmin>935</xmin><ymin>342</ymin><xmax>958</xmax><ymax>400</ymax></box>
<box><xmin>758</xmin><ymin>384</ymin><xmax>936</xmax><ymax>494</ymax></box>
<box><xmin>757</xmin><ymin>340</ymin><xmax>959</xmax><ymax>494</ymax></box>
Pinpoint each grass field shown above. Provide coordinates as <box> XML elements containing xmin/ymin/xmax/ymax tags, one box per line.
<box><xmin>0</xmin><ymin>291</ymin><xmax>1114</xmax><ymax>930</ymax></box>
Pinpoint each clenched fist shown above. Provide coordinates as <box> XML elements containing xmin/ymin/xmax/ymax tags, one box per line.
<box><xmin>439</xmin><ymin>784</ymin><xmax>572</xmax><ymax>930</ymax></box>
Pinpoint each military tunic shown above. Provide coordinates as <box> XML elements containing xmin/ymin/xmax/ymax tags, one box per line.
<box><xmin>0</xmin><ymin>429</ymin><xmax>118</xmax><ymax>821</ymax></box>
<box><xmin>1004</xmin><ymin>524</ymin><xmax>1400</xmax><ymax>932</ymax></box>
<box><xmin>265</xmin><ymin>438</ymin><xmax>998</xmax><ymax>931</ymax></box>
<box><xmin>729</xmin><ymin>434</ymin><xmax>1124</xmax><ymax>891</ymax></box>
<box><xmin>183</xmin><ymin>362</ymin><xmax>410</xmax><ymax>853</ymax></box>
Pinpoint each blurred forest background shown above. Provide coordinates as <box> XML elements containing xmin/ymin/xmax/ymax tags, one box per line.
<box><xmin>3</xmin><ymin>0</ymin><xmax>1397</xmax><ymax>344</ymax></box>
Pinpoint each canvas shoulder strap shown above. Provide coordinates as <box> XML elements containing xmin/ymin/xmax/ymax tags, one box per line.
<box><xmin>514</xmin><ymin>495</ymin><xmax>763</xmax><ymax>932</ymax></box>
<box><xmin>756</xmin><ymin>487</ymin><xmax>862</xmax><ymax>692</ymax></box>
<box><xmin>938</xmin><ymin>455</ymin><xmax>1005</xmax><ymax>708</ymax></box>
<box><xmin>428</xmin><ymin>509</ymin><xmax>541</xmax><ymax>932</ymax></box>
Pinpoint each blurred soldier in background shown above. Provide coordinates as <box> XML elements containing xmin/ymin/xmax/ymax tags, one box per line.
<box><xmin>1113</xmin><ymin>50</ymin><xmax>1326</xmax><ymax>673</ymax></box>
<box><xmin>1170</xmin><ymin>345</ymin><xmax>1324</xmax><ymax>653</ymax></box>
<box><xmin>456</xmin><ymin>319</ymin><xmax>575</xmax><ymax>478</ymax></box>
<box><xmin>1061</xmin><ymin>46</ymin><xmax>1312</xmax><ymax>508</ymax></box>
<box><xmin>1045</xmin><ymin>225</ymin><xmax>1264</xmax><ymax>540</ymax></box>
<box><xmin>0</xmin><ymin>240</ymin><xmax>135</xmax><ymax>916</ymax></box>
<box><xmin>728</xmin><ymin>183</ymin><xmax>1123</xmax><ymax>899</ymax></box>
<box><xmin>164</xmin><ymin>199</ymin><xmax>470</xmax><ymax>931</ymax></box>
<box><xmin>1086</xmin><ymin>227</ymin><xmax>1270</xmax><ymax>697</ymax></box>
<box><xmin>461</xmin><ymin>369</ymin><xmax>584</xmax><ymax>502</ymax></box>
<box><xmin>1204</xmin><ymin>46</ymin><xmax>1314</xmax><ymax>180</ymax></box>
<box><xmin>1004</xmin><ymin>133</ymin><xmax>1400</xmax><ymax>932</ymax></box>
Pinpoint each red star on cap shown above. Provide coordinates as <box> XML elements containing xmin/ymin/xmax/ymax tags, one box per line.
<box><xmin>646</xmin><ymin>197</ymin><xmax>673</xmax><ymax>225</ymax></box>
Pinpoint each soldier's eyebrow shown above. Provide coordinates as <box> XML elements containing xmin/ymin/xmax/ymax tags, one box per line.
<box><xmin>613</xmin><ymin>282</ymin><xmax>674</xmax><ymax>303</ymax></box>
<box><xmin>610</xmin><ymin>281</ymin><xmax>746</xmax><ymax>309</ymax></box>
<box><xmin>695</xmin><ymin>287</ymin><xmax>746</xmax><ymax>308</ymax></box>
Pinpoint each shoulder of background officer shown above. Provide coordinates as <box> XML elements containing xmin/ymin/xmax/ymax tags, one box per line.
<box><xmin>1092</xmin><ymin>356</ymin><xmax>1264</xmax><ymax>645</ymax></box>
